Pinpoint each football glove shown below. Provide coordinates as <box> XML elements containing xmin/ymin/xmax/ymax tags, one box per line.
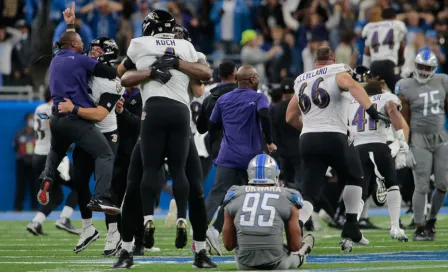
<box><xmin>151</xmin><ymin>54</ymin><xmax>180</xmax><ymax>70</ymax></box>
<box><xmin>388</xmin><ymin>140</ymin><xmax>400</xmax><ymax>158</ymax></box>
<box><xmin>395</xmin><ymin>151</ymin><xmax>407</xmax><ymax>169</ymax></box>
<box><xmin>149</xmin><ymin>66</ymin><xmax>172</xmax><ymax>84</ymax></box>
<box><xmin>395</xmin><ymin>129</ymin><xmax>409</xmax><ymax>153</ymax></box>
<box><xmin>366</xmin><ymin>104</ymin><xmax>391</xmax><ymax>128</ymax></box>
<box><xmin>405</xmin><ymin>150</ymin><xmax>417</xmax><ymax>169</ymax></box>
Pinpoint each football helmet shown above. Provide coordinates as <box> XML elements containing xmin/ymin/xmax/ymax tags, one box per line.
<box><xmin>352</xmin><ymin>66</ymin><xmax>373</xmax><ymax>83</ymax></box>
<box><xmin>247</xmin><ymin>154</ymin><xmax>280</xmax><ymax>186</ymax></box>
<box><xmin>414</xmin><ymin>50</ymin><xmax>438</xmax><ymax>84</ymax></box>
<box><xmin>142</xmin><ymin>10</ymin><xmax>176</xmax><ymax>37</ymax></box>
<box><xmin>174</xmin><ymin>24</ymin><xmax>191</xmax><ymax>42</ymax></box>
<box><xmin>89</xmin><ymin>37</ymin><xmax>119</xmax><ymax>66</ymax></box>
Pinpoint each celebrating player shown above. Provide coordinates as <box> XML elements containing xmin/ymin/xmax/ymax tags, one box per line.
<box><xmin>286</xmin><ymin>46</ymin><xmax>391</xmax><ymax>252</ymax></box>
<box><xmin>396</xmin><ymin>50</ymin><xmax>448</xmax><ymax>241</ymax></box>
<box><xmin>222</xmin><ymin>154</ymin><xmax>314</xmax><ymax>270</ymax></box>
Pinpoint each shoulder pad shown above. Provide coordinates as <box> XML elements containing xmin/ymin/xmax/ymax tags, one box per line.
<box><xmin>394</xmin><ymin>79</ymin><xmax>403</xmax><ymax>95</ymax></box>
<box><xmin>223</xmin><ymin>185</ymin><xmax>239</xmax><ymax>207</ymax></box>
<box><xmin>284</xmin><ymin>188</ymin><xmax>303</xmax><ymax>209</ymax></box>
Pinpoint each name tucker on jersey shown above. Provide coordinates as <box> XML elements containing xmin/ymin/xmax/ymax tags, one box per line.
<box><xmin>244</xmin><ymin>186</ymin><xmax>282</xmax><ymax>192</ymax></box>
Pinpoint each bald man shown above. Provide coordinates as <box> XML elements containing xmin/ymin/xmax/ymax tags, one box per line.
<box><xmin>205</xmin><ymin>65</ymin><xmax>277</xmax><ymax>256</ymax></box>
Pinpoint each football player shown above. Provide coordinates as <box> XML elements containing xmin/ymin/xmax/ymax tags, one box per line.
<box><xmin>286</xmin><ymin>47</ymin><xmax>391</xmax><ymax>252</ymax></box>
<box><xmin>396</xmin><ymin>50</ymin><xmax>448</xmax><ymax>241</ymax></box>
<box><xmin>58</xmin><ymin>37</ymin><xmax>125</xmax><ymax>254</ymax></box>
<box><xmin>349</xmin><ymin>75</ymin><xmax>409</xmax><ymax>241</ymax></box>
<box><xmin>362</xmin><ymin>8</ymin><xmax>407</xmax><ymax>91</ymax></box>
<box><xmin>222</xmin><ymin>154</ymin><xmax>315</xmax><ymax>270</ymax></box>
<box><xmin>27</xmin><ymin>90</ymin><xmax>79</xmax><ymax>236</ymax></box>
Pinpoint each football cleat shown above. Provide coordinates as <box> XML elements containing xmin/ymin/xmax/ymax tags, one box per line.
<box><xmin>87</xmin><ymin>198</ymin><xmax>120</xmax><ymax>215</ymax></box>
<box><xmin>413</xmin><ymin>226</ymin><xmax>430</xmax><ymax>241</ymax></box>
<box><xmin>358</xmin><ymin>218</ymin><xmax>381</xmax><ymax>229</ymax></box>
<box><xmin>298</xmin><ymin>234</ymin><xmax>315</xmax><ymax>256</ymax></box>
<box><xmin>55</xmin><ymin>217</ymin><xmax>80</xmax><ymax>235</ymax></box>
<box><xmin>192</xmin><ymin>249</ymin><xmax>218</xmax><ymax>269</ymax></box>
<box><xmin>74</xmin><ymin>225</ymin><xmax>100</xmax><ymax>253</ymax></box>
<box><xmin>341</xmin><ymin>222</ymin><xmax>369</xmax><ymax>252</ymax></box>
<box><xmin>37</xmin><ymin>177</ymin><xmax>53</xmax><ymax>205</ymax></box>
<box><xmin>390</xmin><ymin>225</ymin><xmax>408</xmax><ymax>242</ymax></box>
<box><xmin>111</xmin><ymin>249</ymin><xmax>134</xmax><ymax>269</ymax></box>
<box><xmin>175</xmin><ymin>219</ymin><xmax>188</xmax><ymax>249</ymax></box>
<box><xmin>143</xmin><ymin>219</ymin><xmax>156</xmax><ymax>249</ymax></box>
<box><xmin>205</xmin><ymin>226</ymin><xmax>222</xmax><ymax>256</ymax></box>
<box><xmin>425</xmin><ymin>219</ymin><xmax>436</xmax><ymax>241</ymax></box>
<box><xmin>133</xmin><ymin>244</ymin><xmax>144</xmax><ymax>256</ymax></box>
<box><xmin>165</xmin><ymin>199</ymin><xmax>177</xmax><ymax>228</ymax></box>
<box><xmin>102</xmin><ymin>230</ymin><xmax>121</xmax><ymax>256</ymax></box>
<box><xmin>26</xmin><ymin>222</ymin><xmax>46</xmax><ymax>236</ymax></box>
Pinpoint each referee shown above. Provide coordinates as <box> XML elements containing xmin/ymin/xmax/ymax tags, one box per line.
<box><xmin>37</xmin><ymin>4</ymin><xmax>119</xmax><ymax>214</ymax></box>
<box><xmin>205</xmin><ymin>65</ymin><xmax>277</xmax><ymax>256</ymax></box>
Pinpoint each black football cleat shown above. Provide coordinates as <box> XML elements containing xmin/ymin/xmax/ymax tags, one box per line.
<box><xmin>143</xmin><ymin>220</ymin><xmax>155</xmax><ymax>249</ymax></box>
<box><xmin>192</xmin><ymin>249</ymin><xmax>218</xmax><ymax>269</ymax></box>
<box><xmin>37</xmin><ymin>177</ymin><xmax>53</xmax><ymax>205</ymax></box>
<box><xmin>304</xmin><ymin>219</ymin><xmax>315</xmax><ymax>232</ymax></box>
<box><xmin>55</xmin><ymin>217</ymin><xmax>81</xmax><ymax>235</ymax></box>
<box><xmin>111</xmin><ymin>249</ymin><xmax>134</xmax><ymax>269</ymax></box>
<box><xmin>425</xmin><ymin>219</ymin><xmax>436</xmax><ymax>241</ymax></box>
<box><xmin>340</xmin><ymin>221</ymin><xmax>369</xmax><ymax>252</ymax></box>
<box><xmin>133</xmin><ymin>244</ymin><xmax>145</xmax><ymax>256</ymax></box>
<box><xmin>358</xmin><ymin>218</ymin><xmax>380</xmax><ymax>229</ymax></box>
<box><xmin>26</xmin><ymin>222</ymin><xmax>47</xmax><ymax>236</ymax></box>
<box><xmin>87</xmin><ymin>198</ymin><xmax>120</xmax><ymax>215</ymax></box>
<box><xmin>413</xmin><ymin>226</ymin><xmax>430</xmax><ymax>241</ymax></box>
<box><xmin>175</xmin><ymin>220</ymin><xmax>188</xmax><ymax>249</ymax></box>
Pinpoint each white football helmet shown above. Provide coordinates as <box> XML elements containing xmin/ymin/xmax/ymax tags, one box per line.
<box><xmin>413</xmin><ymin>50</ymin><xmax>438</xmax><ymax>84</ymax></box>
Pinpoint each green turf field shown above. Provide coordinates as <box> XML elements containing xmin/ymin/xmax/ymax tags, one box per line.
<box><xmin>1</xmin><ymin>214</ymin><xmax>447</xmax><ymax>271</ymax></box>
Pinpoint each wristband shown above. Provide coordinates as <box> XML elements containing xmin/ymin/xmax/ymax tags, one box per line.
<box><xmin>365</xmin><ymin>104</ymin><xmax>378</xmax><ymax>119</ymax></box>
<box><xmin>72</xmin><ymin>105</ymin><xmax>79</xmax><ymax>115</ymax></box>
<box><xmin>67</xmin><ymin>24</ymin><xmax>75</xmax><ymax>29</ymax></box>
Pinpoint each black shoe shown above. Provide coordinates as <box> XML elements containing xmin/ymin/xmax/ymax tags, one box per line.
<box><xmin>425</xmin><ymin>219</ymin><xmax>436</xmax><ymax>241</ymax></box>
<box><xmin>304</xmin><ymin>219</ymin><xmax>315</xmax><ymax>232</ymax></box>
<box><xmin>358</xmin><ymin>218</ymin><xmax>380</xmax><ymax>230</ymax></box>
<box><xmin>37</xmin><ymin>177</ymin><xmax>53</xmax><ymax>205</ymax></box>
<box><xmin>26</xmin><ymin>222</ymin><xmax>46</xmax><ymax>236</ymax></box>
<box><xmin>192</xmin><ymin>249</ymin><xmax>218</xmax><ymax>269</ymax></box>
<box><xmin>341</xmin><ymin>222</ymin><xmax>362</xmax><ymax>242</ymax></box>
<box><xmin>175</xmin><ymin>220</ymin><xmax>188</xmax><ymax>249</ymax></box>
<box><xmin>143</xmin><ymin>220</ymin><xmax>155</xmax><ymax>249</ymax></box>
<box><xmin>111</xmin><ymin>249</ymin><xmax>134</xmax><ymax>269</ymax></box>
<box><xmin>133</xmin><ymin>244</ymin><xmax>144</xmax><ymax>256</ymax></box>
<box><xmin>55</xmin><ymin>218</ymin><xmax>80</xmax><ymax>235</ymax></box>
<box><xmin>413</xmin><ymin>226</ymin><xmax>430</xmax><ymax>241</ymax></box>
<box><xmin>87</xmin><ymin>198</ymin><xmax>120</xmax><ymax>215</ymax></box>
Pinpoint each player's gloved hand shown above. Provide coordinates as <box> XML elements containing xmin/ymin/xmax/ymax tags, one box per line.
<box><xmin>395</xmin><ymin>151</ymin><xmax>407</xmax><ymax>169</ymax></box>
<box><xmin>149</xmin><ymin>66</ymin><xmax>172</xmax><ymax>84</ymax></box>
<box><xmin>152</xmin><ymin>54</ymin><xmax>180</xmax><ymax>70</ymax></box>
<box><xmin>405</xmin><ymin>150</ymin><xmax>417</xmax><ymax>169</ymax></box>
<box><xmin>395</xmin><ymin>129</ymin><xmax>409</xmax><ymax>153</ymax></box>
<box><xmin>388</xmin><ymin>140</ymin><xmax>400</xmax><ymax>158</ymax></box>
<box><xmin>366</xmin><ymin>104</ymin><xmax>391</xmax><ymax>128</ymax></box>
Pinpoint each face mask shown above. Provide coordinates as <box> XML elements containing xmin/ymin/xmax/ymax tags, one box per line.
<box><xmin>28</xmin><ymin>120</ymin><xmax>34</xmax><ymax>128</ymax></box>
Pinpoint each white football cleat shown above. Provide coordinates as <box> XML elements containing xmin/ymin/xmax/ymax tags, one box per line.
<box><xmin>205</xmin><ymin>227</ymin><xmax>222</xmax><ymax>256</ymax></box>
<box><xmin>390</xmin><ymin>225</ymin><xmax>408</xmax><ymax>242</ymax></box>
<box><xmin>165</xmin><ymin>199</ymin><xmax>177</xmax><ymax>228</ymax></box>
<box><xmin>103</xmin><ymin>230</ymin><xmax>121</xmax><ymax>256</ymax></box>
<box><xmin>74</xmin><ymin>225</ymin><xmax>99</xmax><ymax>253</ymax></box>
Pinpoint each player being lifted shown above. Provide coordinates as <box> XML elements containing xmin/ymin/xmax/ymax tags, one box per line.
<box><xmin>397</xmin><ymin>50</ymin><xmax>448</xmax><ymax>241</ymax></box>
<box><xmin>362</xmin><ymin>8</ymin><xmax>407</xmax><ymax>92</ymax></box>
<box><xmin>286</xmin><ymin>47</ymin><xmax>391</xmax><ymax>252</ymax></box>
<box><xmin>349</xmin><ymin>76</ymin><xmax>409</xmax><ymax>242</ymax></box>
<box><xmin>222</xmin><ymin>154</ymin><xmax>315</xmax><ymax>270</ymax></box>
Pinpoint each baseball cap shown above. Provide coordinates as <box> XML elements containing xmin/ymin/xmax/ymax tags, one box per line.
<box><xmin>241</xmin><ymin>29</ymin><xmax>257</xmax><ymax>45</ymax></box>
<box><xmin>280</xmin><ymin>78</ymin><xmax>295</xmax><ymax>94</ymax></box>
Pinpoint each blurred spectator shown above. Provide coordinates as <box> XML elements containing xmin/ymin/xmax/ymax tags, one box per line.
<box><xmin>302</xmin><ymin>32</ymin><xmax>329</xmax><ymax>73</ymax></box>
<box><xmin>240</xmin><ymin>29</ymin><xmax>281</xmax><ymax>86</ymax></box>
<box><xmin>398</xmin><ymin>10</ymin><xmax>434</xmax><ymax>41</ymax></box>
<box><xmin>13</xmin><ymin>112</ymin><xmax>37</xmax><ymax>211</ymax></box>
<box><xmin>0</xmin><ymin>0</ymin><xmax>25</xmax><ymax>27</ymax></box>
<box><xmin>401</xmin><ymin>32</ymin><xmax>425</xmax><ymax>78</ymax></box>
<box><xmin>0</xmin><ymin>25</ymin><xmax>22</xmax><ymax>86</ymax></box>
<box><xmin>53</xmin><ymin>11</ymin><xmax>93</xmax><ymax>50</ymax></box>
<box><xmin>258</xmin><ymin>0</ymin><xmax>285</xmax><ymax>43</ymax></box>
<box><xmin>210</xmin><ymin>0</ymin><xmax>251</xmax><ymax>54</ymax></box>
<box><xmin>81</xmin><ymin>0</ymin><xmax>123</xmax><ymax>39</ymax></box>
<box><xmin>166</xmin><ymin>1</ymin><xmax>200</xmax><ymax>45</ymax></box>
<box><xmin>131</xmin><ymin>0</ymin><xmax>150</xmax><ymax>38</ymax></box>
<box><xmin>25</xmin><ymin>0</ymin><xmax>38</xmax><ymax>25</ymax></box>
<box><xmin>50</xmin><ymin>0</ymin><xmax>90</xmax><ymax>24</ymax></box>
<box><xmin>268</xmin><ymin>27</ymin><xmax>294</xmax><ymax>83</ymax></box>
<box><xmin>116</xmin><ymin>7</ymin><xmax>133</xmax><ymax>56</ymax></box>
<box><xmin>418</xmin><ymin>30</ymin><xmax>446</xmax><ymax>74</ymax></box>
<box><xmin>11</xmin><ymin>20</ymin><xmax>33</xmax><ymax>86</ymax></box>
<box><xmin>335</xmin><ymin>30</ymin><xmax>358</xmax><ymax>68</ymax></box>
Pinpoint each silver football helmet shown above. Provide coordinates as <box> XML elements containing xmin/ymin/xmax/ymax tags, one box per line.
<box><xmin>247</xmin><ymin>154</ymin><xmax>280</xmax><ymax>185</ymax></box>
<box><xmin>414</xmin><ymin>50</ymin><xmax>438</xmax><ymax>84</ymax></box>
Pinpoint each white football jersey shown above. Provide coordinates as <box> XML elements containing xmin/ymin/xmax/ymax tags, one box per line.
<box><xmin>89</xmin><ymin>77</ymin><xmax>125</xmax><ymax>133</ymax></box>
<box><xmin>362</xmin><ymin>20</ymin><xmax>407</xmax><ymax>65</ymax></box>
<box><xmin>34</xmin><ymin>102</ymin><xmax>52</xmax><ymax>155</ymax></box>
<box><xmin>294</xmin><ymin>63</ymin><xmax>353</xmax><ymax>135</ymax></box>
<box><xmin>349</xmin><ymin>92</ymin><xmax>401</xmax><ymax>146</ymax></box>
<box><xmin>126</xmin><ymin>34</ymin><xmax>198</xmax><ymax>106</ymax></box>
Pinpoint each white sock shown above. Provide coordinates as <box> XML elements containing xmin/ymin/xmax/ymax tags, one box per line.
<box><xmin>361</xmin><ymin>199</ymin><xmax>369</xmax><ymax>219</ymax></box>
<box><xmin>32</xmin><ymin>212</ymin><xmax>46</xmax><ymax>224</ymax></box>
<box><xmin>177</xmin><ymin>218</ymin><xmax>187</xmax><ymax>225</ymax></box>
<box><xmin>144</xmin><ymin>215</ymin><xmax>154</xmax><ymax>225</ymax></box>
<box><xmin>108</xmin><ymin>222</ymin><xmax>118</xmax><ymax>234</ymax></box>
<box><xmin>60</xmin><ymin>206</ymin><xmax>74</xmax><ymax>219</ymax></box>
<box><xmin>299</xmin><ymin>201</ymin><xmax>313</xmax><ymax>225</ymax></box>
<box><xmin>357</xmin><ymin>199</ymin><xmax>365</xmax><ymax>221</ymax></box>
<box><xmin>195</xmin><ymin>241</ymin><xmax>206</xmax><ymax>252</ymax></box>
<box><xmin>122</xmin><ymin>241</ymin><xmax>134</xmax><ymax>252</ymax></box>
<box><xmin>343</xmin><ymin>185</ymin><xmax>363</xmax><ymax>215</ymax></box>
<box><xmin>387</xmin><ymin>186</ymin><xmax>402</xmax><ymax>228</ymax></box>
<box><xmin>82</xmin><ymin>218</ymin><xmax>92</xmax><ymax>229</ymax></box>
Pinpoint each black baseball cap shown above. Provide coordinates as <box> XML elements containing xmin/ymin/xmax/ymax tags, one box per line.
<box><xmin>280</xmin><ymin>78</ymin><xmax>295</xmax><ymax>94</ymax></box>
